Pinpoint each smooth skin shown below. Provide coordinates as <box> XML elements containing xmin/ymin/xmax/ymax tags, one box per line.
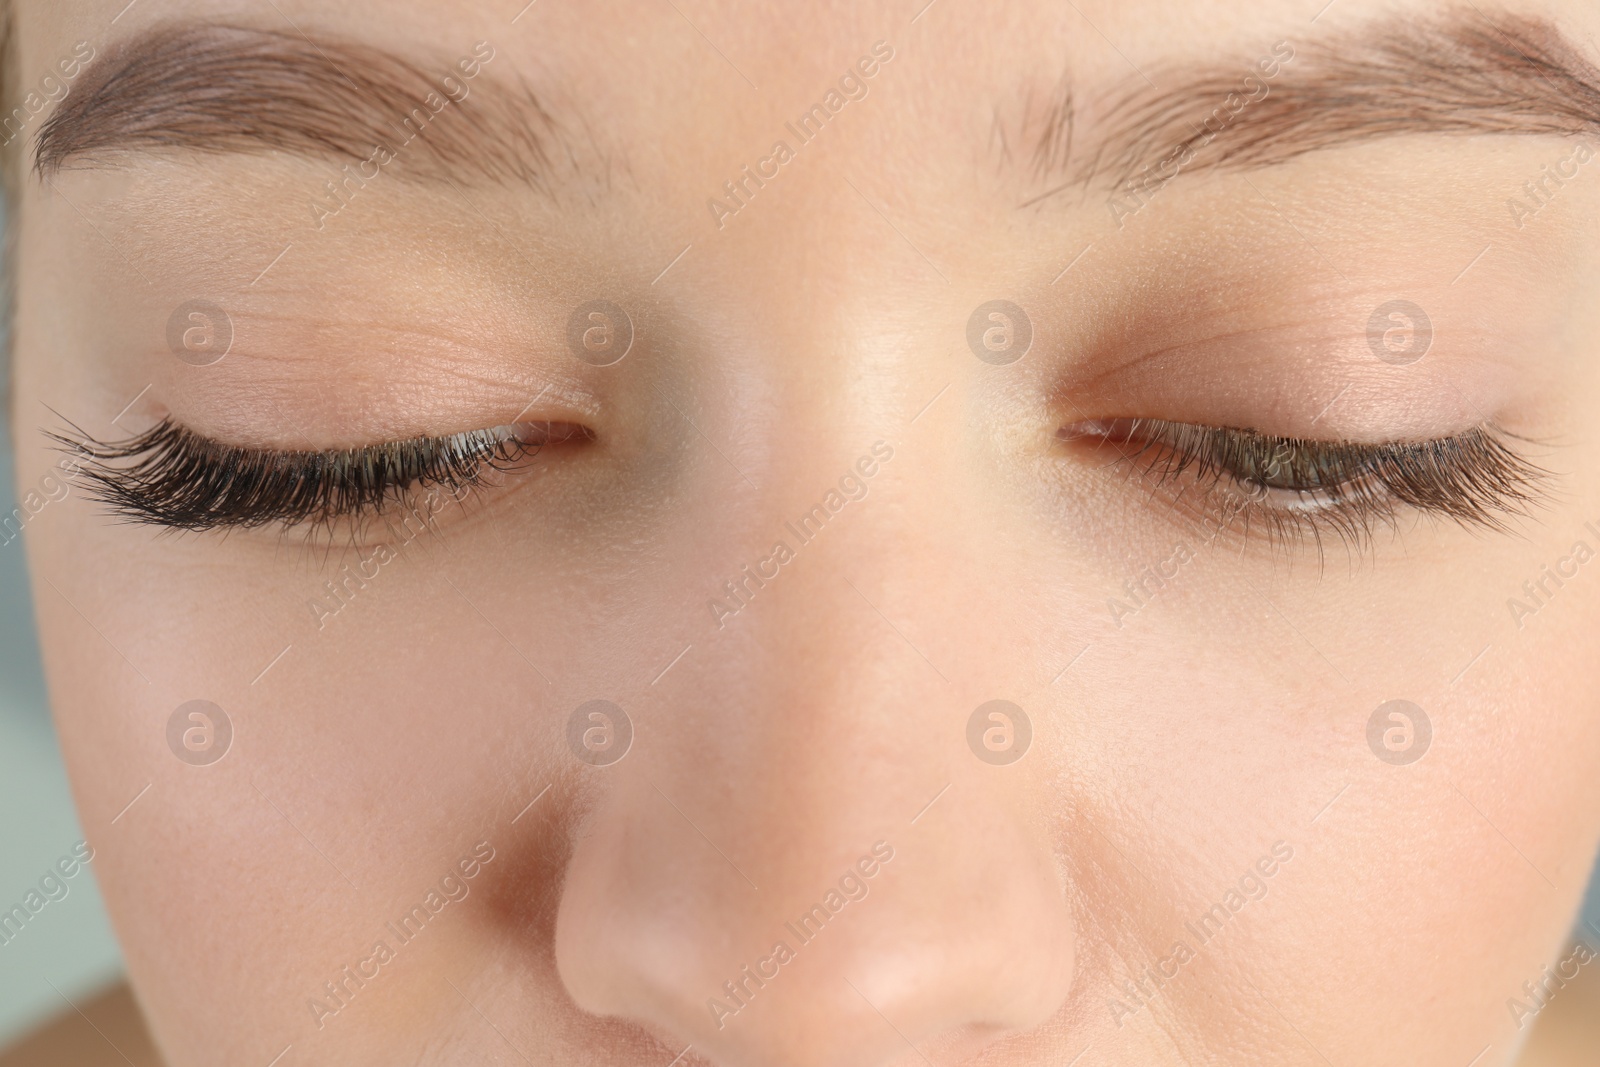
<box><xmin>9</xmin><ymin>0</ymin><xmax>1600</xmax><ymax>1064</ymax></box>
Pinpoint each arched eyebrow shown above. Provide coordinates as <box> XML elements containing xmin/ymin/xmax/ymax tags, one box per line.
<box><xmin>1022</xmin><ymin>10</ymin><xmax>1600</xmax><ymax>207</ymax></box>
<box><xmin>32</xmin><ymin>23</ymin><xmax>577</xmax><ymax>192</ymax></box>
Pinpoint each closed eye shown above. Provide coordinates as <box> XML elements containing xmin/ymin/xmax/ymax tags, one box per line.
<box><xmin>1060</xmin><ymin>418</ymin><xmax>1549</xmax><ymax>552</ymax></box>
<box><xmin>50</xmin><ymin>417</ymin><xmax>594</xmax><ymax>534</ymax></box>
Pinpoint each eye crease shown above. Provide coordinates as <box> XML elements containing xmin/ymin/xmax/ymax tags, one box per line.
<box><xmin>1061</xmin><ymin>418</ymin><xmax>1549</xmax><ymax>550</ymax></box>
<box><xmin>50</xmin><ymin>417</ymin><xmax>593</xmax><ymax>533</ymax></box>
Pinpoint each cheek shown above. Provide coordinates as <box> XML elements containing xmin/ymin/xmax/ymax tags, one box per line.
<box><xmin>1016</xmin><ymin>474</ymin><xmax>1600</xmax><ymax>1051</ymax></box>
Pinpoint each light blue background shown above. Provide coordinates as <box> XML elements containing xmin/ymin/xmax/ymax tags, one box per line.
<box><xmin>0</xmin><ymin>436</ymin><xmax>125</xmax><ymax>1047</ymax></box>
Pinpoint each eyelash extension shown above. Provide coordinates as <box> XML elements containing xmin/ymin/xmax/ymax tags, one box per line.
<box><xmin>1065</xmin><ymin>418</ymin><xmax>1549</xmax><ymax>551</ymax></box>
<box><xmin>50</xmin><ymin>417</ymin><xmax>581</xmax><ymax>532</ymax></box>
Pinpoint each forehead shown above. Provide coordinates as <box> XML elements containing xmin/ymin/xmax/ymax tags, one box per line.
<box><xmin>13</xmin><ymin>0</ymin><xmax>1600</xmax><ymax>345</ymax></box>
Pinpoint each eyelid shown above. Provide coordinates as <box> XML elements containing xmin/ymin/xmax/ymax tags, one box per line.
<box><xmin>50</xmin><ymin>416</ymin><xmax>592</xmax><ymax>533</ymax></box>
<box><xmin>169</xmin><ymin>393</ymin><xmax>603</xmax><ymax>454</ymax></box>
<box><xmin>1060</xmin><ymin>417</ymin><xmax>1548</xmax><ymax>551</ymax></box>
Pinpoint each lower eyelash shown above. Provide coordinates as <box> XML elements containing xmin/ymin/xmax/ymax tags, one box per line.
<box><xmin>1062</xmin><ymin>418</ymin><xmax>1549</xmax><ymax>553</ymax></box>
<box><xmin>49</xmin><ymin>418</ymin><xmax>584</xmax><ymax>533</ymax></box>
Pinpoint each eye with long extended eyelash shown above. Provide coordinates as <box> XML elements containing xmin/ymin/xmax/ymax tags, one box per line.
<box><xmin>50</xmin><ymin>417</ymin><xmax>592</xmax><ymax>532</ymax></box>
<box><xmin>1061</xmin><ymin>417</ymin><xmax>1549</xmax><ymax>549</ymax></box>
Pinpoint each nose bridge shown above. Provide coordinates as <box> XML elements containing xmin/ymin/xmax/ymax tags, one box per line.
<box><xmin>553</xmin><ymin>443</ymin><xmax>1077</xmax><ymax>1066</ymax></box>
<box><xmin>688</xmin><ymin>423</ymin><xmax>974</xmax><ymax>860</ymax></box>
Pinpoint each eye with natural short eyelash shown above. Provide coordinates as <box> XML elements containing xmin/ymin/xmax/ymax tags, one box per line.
<box><xmin>1061</xmin><ymin>417</ymin><xmax>1549</xmax><ymax>549</ymax></box>
<box><xmin>49</xmin><ymin>417</ymin><xmax>592</xmax><ymax>533</ymax></box>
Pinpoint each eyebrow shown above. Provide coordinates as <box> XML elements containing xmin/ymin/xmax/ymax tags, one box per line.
<box><xmin>1022</xmin><ymin>10</ymin><xmax>1600</xmax><ymax>207</ymax></box>
<box><xmin>33</xmin><ymin>23</ymin><xmax>576</xmax><ymax>192</ymax></box>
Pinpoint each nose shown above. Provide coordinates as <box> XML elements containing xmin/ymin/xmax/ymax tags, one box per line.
<box><xmin>552</xmin><ymin>470</ymin><xmax>1077</xmax><ymax>1067</ymax></box>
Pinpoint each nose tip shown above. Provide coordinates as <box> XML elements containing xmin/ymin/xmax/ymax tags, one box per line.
<box><xmin>553</xmin><ymin>773</ymin><xmax>1076</xmax><ymax>1067</ymax></box>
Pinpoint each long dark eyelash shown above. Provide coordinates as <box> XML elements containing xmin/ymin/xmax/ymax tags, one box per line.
<box><xmin>50</xmin><ymin>417</ymin><xmax>570</xmax><ymax>532</ymax></box>
<box><xmin>1072</xmin><ymin>418</ymin><xmax>1549</xmax><ymax>550</ymax></box>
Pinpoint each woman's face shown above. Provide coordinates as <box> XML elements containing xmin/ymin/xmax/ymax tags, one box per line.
<box><xmin>11</xmin><ymin>0</ymin><xmax>1600</xmax><ymax>1063</ymax></box>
